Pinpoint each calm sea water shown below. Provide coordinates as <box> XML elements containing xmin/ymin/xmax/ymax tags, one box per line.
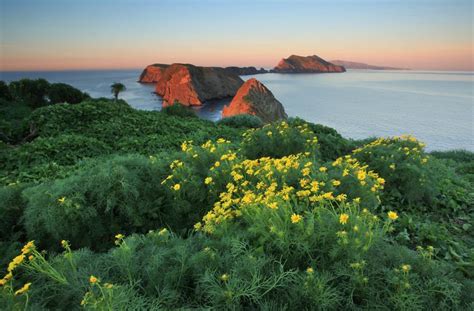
<box><xmin>1</xmin><ymin>69</ymin><xmax>472</xmax><ymax>151</ymax></box>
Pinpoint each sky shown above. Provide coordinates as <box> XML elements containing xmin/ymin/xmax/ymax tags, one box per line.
<box><xmin>0</xmin><ymin>0</ymin><xmax>472</xmax><ymax>71</ymax></box>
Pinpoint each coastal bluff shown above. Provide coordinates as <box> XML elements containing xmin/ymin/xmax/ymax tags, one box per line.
<box><xmin>155</xmin><ymin>64</ymin><xmax>244</xmax><ymax>106</ymax></box>
<box><xmin>272</xmin><ymin>55</ymin><xmax>345</xmax><ymax>73</ymax></box>
<box><xmin>222</xmin><ymin>78</ymin><xmax>287</xmax><ymax>123</ymax></box>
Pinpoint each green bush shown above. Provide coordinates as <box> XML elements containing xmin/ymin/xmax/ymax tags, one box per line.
<box><xmin>8</xmin><ymin>78</ymin><xmax>50</xmax><ymax>108</ymax></box>
<box><xmin>0</xmin><ymin>100</ymin><xmax>32</xmax><ymax>143</ymax></box>
<box><xmin>22</xmin><ymin>155</ymin><xmax>172</xmax><ymax>251</ymax></box>
<box><xmin>0</xmin><ymin>81</ymin><xmax>12</xmax><ymax>101</ymax></box>
<box><xmin>217</xmin><ymin>114</ymin><xmax>263</xmax><ymax>128</ymax></box>
<box><xmin>161</xmin><ymin>102</ymin><xmax>197</xmax><ymax>118</ymax></box>
<box><xmin>242</xmin><ymin>121</ymin><xmax>319</xmax><ymax>159</ymax></box>
<box><xmin>48</xmin><ymin>83</ymin><xmax>90</xmax><ymax>105</ymax></box>
<box><xmin>6</xmin><ymin>134</ymin><xmax>112</xmax><ymax>169</ymax></box>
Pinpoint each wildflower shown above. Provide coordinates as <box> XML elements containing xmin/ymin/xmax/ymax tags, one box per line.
<box><xmin>353</xmin><ymin>197</ymin><xmax>361</xmax><ymax>204</ymax></box>
<box><xmin>61</xmin><ymin>240</ymin><xmax>70</xmax><ymax>249</ymax></box>
<box><xmin>172</xmin><ymin>184</ymin><xmax>181</xmax><ymax>191</ymax></box>
<box><xmin>357</xmin><ymin>170</ymin><xmax>366</xmax><ymax>181</ymax></box>
<box><xmin>194</xmin><ymin>222</ymin><xmax>202</xmax><ymax>230</ymax></box>
<box><xmin>214</xmin><ymin>161</ymin><xmax>221</xmax><ymax>167</ymax></box>
<box><xmin>387</xmin><ymin>211</ymin><xmax>398</xmax><ymax>220</ymax></box>
<box><xmin>401</xmin><ymin>264</ymin><xmax>411</xmax><ymax>273</ymax></box>
<box><xmin>339</xmin><ymin>213</ymin><xmax>349</xmax><ymax>225</ymax></box>
<box><xmin>291</xmin><ymin>214</ymin><xmax>302</xmax><ymax>224</ymax></box>
<box><xmin>204</xmin><ymin>177</ymin><xmax>213</xmax><ymax>185</ymax></box>
<box><xmin>389</xmin><ymin>164</ymin><xmax>396</xmax><ymax>170</ymax></box>
<box><xmin>332</xmin><ymin>180</ymin><xmax>341</xmax><ymax>186</ymax></box>
<box><xmin>104</xmin><ymin>283</ymin><xmax>113</xmax><ymax>289</ymax></box>
<box><xmin>158</xmin><ymin>228</ymin><xmax>168</xmax><ymax>236</ymax></box>
<box><xmin>319</xmin><ymin>167</ymin><xmax>327</xmax><ymax>172</ymax></box>
<box><xmin>306</xmin><ymin>267</ymin><xmax>314</xmax><ymax>274</ymax></box>
<box><xmin>89</xmin><ymin>275</ymin><xmax>99</xmax><ymax>284</ymax></box>
<box><xmin>267</xmin><ymin>202</ymin><xmax>278</xmax><ymax>210</ymax></box>
<box><xmin>115</xmin><ymin>234</ymin><xmax>124</xmax><ymax>240</ymax></box>
<box><xmin>58</xmin><ymin>197</ymin><xmax>66</xmax><ymax>204</ymax></box>
<box><xmin>267</xmin><ymin>131</ymin><xmax>273</xmax><ymax>136</ymax></box>
<box><xmin>21</xmin><ymin>241</ymin><xmax>35</xmax><ymax>255</ymax></box>
<box><xmin>342</xmin><ymin>169</ymin><xmax>349</xmax><ymax>176</ymax></box>
<box><xmin>220</xmin><ymin>273</ymin><xmax>229</xmax><ymax>281</ymax></box>
<box><xmin>14</xmin><ymin>283</ymin><xmax>31</xmax><ymax>296</ymax></box>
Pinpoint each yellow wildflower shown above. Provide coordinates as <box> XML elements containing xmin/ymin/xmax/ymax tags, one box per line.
<box><xmin>387</xmin><ymin>211</ymin><xmax>398</xmax><ymax>220</ymax></box>
<box><xmin>204</xmin><ymin>177</ymin><xmax>213</xmax><ymax>185</ymax></box>
<box><xmin>339</xmin><ymin>213</ymin><xmax>349</xmax><ymax>225</ymax></box>
<box><xmin>332</xmin><ymin>180</ymin><xmax>341</xmax><ymax>186</ymax></box>
<box><xmin>291</xmin><ymin>214</ymin><xmax>302</xmax><ymax>224</ymax></box>
<box><xmin>214</xmin><ymin>161</ymin><xmax>221</xmax><ymax>167</ymax></box>
<box><xmin>401</xmin><ymin>264</ymin><xmax>411</xmax><ymax>273</ymax></box>
<box><xmin>306</xmin><ymin>267</ymin><xmax>314</xmax><ymax>274</ymax></box>
<box><xmin>158</xmin><ymin>228</ymin><xmax>168</xmax><ymax>236</ymax></box>
<box><xmin>14</xmin><ymin>282</ymin><xmax>31</xmax><ymax>296</ymax></box>
<box><xmin>220</xmin><ymin>273</ymin><xmax>229</xmax><ymax>281</ymax></box>
<box><xmin>319</xmin><ymin>166</ymin><xmax>327</xmax><ymax>172</ymax></box>
<box><xmin>389</xmin><ymin>164</ymin><xmax>396</xmax><ymax>170</ymax></box>
<box><xmin>58</xmin><ymin>197</ymin><xmax>66</xmax><ymax>204</ymax></box>
<box><xmin>89</xmin><ymin>275</ymin><xmax>99</xmax><ymax>284</ymax></box>
<box><xmin>172</xmin><ymin>184</ymin><xmax>181</xmax><ymax>191</ymax></box>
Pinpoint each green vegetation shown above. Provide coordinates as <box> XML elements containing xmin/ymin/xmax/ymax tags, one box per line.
<box><xmin>0</xmin><ymin>79</ymin><xmax>472</xmax><ymax>309</ymax></box>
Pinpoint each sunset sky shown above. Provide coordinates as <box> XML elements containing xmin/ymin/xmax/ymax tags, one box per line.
<box><xmin>1</xmin><ymin>0</ymin><xmax>472</xmax><ymax>71</ymax></box>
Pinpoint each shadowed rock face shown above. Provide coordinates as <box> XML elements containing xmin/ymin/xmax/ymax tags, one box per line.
<box><xmin>155</xmin><ymin>64</ymin><xmax>244</xmax><ymax>106</ymax></box>
<box><xmin>222</xmin><ymin>78</ymin><xmax>287</xmax><ymax>123</ymax></box>
<box><xmin>272</xmin><ymin>55</ymin><xmax>345</xmax><ymax>73</ymax></box>
<box><xmin>224</xmin><ymin>66</ymin><xmax>268</xmax><ymax>75</ymax></box>
<box><xmin>139</xmin><ymin>64</ymin><xmax>169</xmax><ymax>83</ymax></box>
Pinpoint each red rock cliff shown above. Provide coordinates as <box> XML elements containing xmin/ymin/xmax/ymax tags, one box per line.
<box><xmin>222</xmin><ymin>78</ymin><xmax>287</xmax><ymax>123</ymax></box>
<box><xmin>139</xmin><ymin>64</ymin><xmax>169</xmax><ymax>83</ymax></box>
<box><xmin>272</xmin><ymin>55</ymin><xmax>345</xmax><ymax>73</ymax></box>
<box><xmin>155</xmin><ymin>64</ymin><xmax>244</xmax><ymax>106</ymax></box>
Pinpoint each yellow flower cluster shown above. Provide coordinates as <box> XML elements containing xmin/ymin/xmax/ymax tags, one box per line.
<box><xmin>196</xmin><ymin>149</ymin><xmax>382</xmax><ymax>233</ymax></box>
<box><xmin>353</xmin><ymin>135</ymin><xmax>429</xmax><ymax>166</ymax></box>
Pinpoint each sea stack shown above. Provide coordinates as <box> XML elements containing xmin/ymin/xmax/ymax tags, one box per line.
<box><xmin>155</xmin><ymin>64</ymin><xmax>244</xmax><ymax>106</ymax></box>
<box><xmin>272</xmin><ymin>55</ymin><xmax>345</xmax><ymax>73</ymax></box>
<box><xmin>222</xmin><ymin>78</ymin><xmax>287</xmax><ymax>123</ymax></box>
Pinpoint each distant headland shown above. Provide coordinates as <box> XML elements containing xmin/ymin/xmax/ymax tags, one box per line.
<box><xmin>330</xmin><ymin>60</ymin><xmax>409</xmax><ymax>70</ymax></box>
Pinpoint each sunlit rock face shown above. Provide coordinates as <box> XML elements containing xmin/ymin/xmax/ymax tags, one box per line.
<box><xmin>222</xmin><ymin>78</ymin><xmax>287</xmax><ymax>123</ymax></box>
<box><xmin>139</xmin><ymin>64</ymin><xmax>169</xmax><ymax>83</ymax></box>
<box><xmin>272</xmin><ymin>55</ymin><xmax>346</xmax><ymax>73</ymax></box>
<box><xmin>153</xmin><ymin>64</ymin><xmax>244</xmax><ymax>106</ymax></box>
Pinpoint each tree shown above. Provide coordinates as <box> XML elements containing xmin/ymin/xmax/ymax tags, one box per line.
<box><xmin>48</xmin><ymin>83</ymin><xmax>90</xmax><ymax>104</ymax></box>
<box><xmin>9</xmin><ymin>78</ymin><xmax>50</xmax><ymax>108</ymax></box>
<box><xmin>110</xmin><ymin>82</ymin><xmax>126</xmax><ymax>101</ymax></box>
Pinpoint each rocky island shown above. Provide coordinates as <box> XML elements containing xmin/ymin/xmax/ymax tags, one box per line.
<box><xmin>272</xmin><ymin>54</ymin><xmax>345</xmax><ymax>73</ymax></box>
<box><xmin>224</xmin><ymin>66</ymin><xmax>268</xmax><ymax>75</ymax></box>
<box><xmin>222</xmin><ymin>78</ymin><xmax>287</xmax><ymax>123</ymax></box>
<box><xmin>154</xmin><ymin>64</ymin><xmax>244</xmax><ymax>106</ymax></box>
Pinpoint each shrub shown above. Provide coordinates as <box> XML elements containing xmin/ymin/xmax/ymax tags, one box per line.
<box><xmin>7</xmin><ymin>134</ymin><xmax>112</xmax><ymax>169</ymax></box>
<box><xmin>8</xmin><ymin>78</ymin><xmax>50</xmax><ymax>108</ymax></box>
<box><xmin>241</xmin><ymin>121</ymin><xmax>319</xmax><ymax>159</ymax></box>
<box><xmin>351</xmin><ymin>136</ymin><xmax>437</xmax><ymax>206</ymax></box>
<box><xmin>22</xmin><ymin>155</ymin><xmax>173</xmax><ymax>251</ymax></box>
<box><xmin>48</xmin><ymin>83</ymin><xmax>90</xmax><ymax>105</ymax></box>
<box><xmin>161</xmin><ymin>102</ymin><xmax>197</xmax><ymax>118</ymax></box>
<box><xmin>0</xmin><ymin>81</ymin><xmax>12</xmax><ymax>101</ymax></box>
<box><xmin>290</xmin><ymin>117</ymin><xmax>352</xmax><ymax>161</ymax></box>
<box><xmin>0</xmin><ymin>100</ymin><xmax>32</xmax><ymax>143</ymax></box>
<box><xmin>217</xmin><ymin>114</ymin><xmax>263</xmax><ymax>128</ymax></box>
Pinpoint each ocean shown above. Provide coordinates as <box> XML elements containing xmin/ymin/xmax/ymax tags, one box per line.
<box><xmin>1</xmin><ymin>69</ymin><xmax>472</xmax><ymax>151</ymax></box>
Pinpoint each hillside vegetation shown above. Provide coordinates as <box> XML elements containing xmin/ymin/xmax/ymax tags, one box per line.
<box><xmin>0</xmin><ymin>79</ymin><xmax>473</xmax><ymax>310</ymax></box>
